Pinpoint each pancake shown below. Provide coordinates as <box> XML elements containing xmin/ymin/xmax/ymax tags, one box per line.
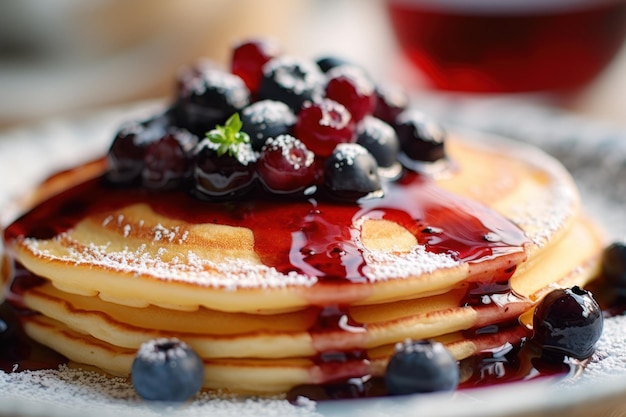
<box><xmin>1</xmin><ymin>130</ymin><xmax>604</xmax><ymax>394</ymax></box>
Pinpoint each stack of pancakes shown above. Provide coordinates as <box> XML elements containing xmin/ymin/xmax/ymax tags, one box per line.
<box><xmin>1</xmin><ymin>132</ymin><xmax>603</xmax><ymax>394</ymax></box>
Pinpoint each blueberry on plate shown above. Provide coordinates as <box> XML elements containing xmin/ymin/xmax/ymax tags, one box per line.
<box><xmin>602</xmin><ymin>241</ymin><xmax>626</xmax><ymax>293</ymax></box>
<box><xmin>131</xmin><ymin>338</ymin><xmax>204</xmax><ymax>402</ymax></box>
<box><xmin>384</xmin><ymin>339</ymin><xmax>459</xmax><ymax>395</ymax></box>
<box><xmin>323</xmin><ymin>143</ymin><xmax>382</xmax><ymax>201</ymax></box>
<box><xmin>532</xmin><ymin>286</ymin><xmax>603</xmax><ymax>360</ymax></box>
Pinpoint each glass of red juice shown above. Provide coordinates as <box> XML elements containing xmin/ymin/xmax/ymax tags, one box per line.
<box><xmin>385</xmin><ymin>0</ymin><xmax>626</xmax><ymax>94</ymax></box>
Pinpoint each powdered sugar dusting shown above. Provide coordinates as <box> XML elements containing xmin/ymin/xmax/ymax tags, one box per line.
<box><xmin>22</xmin><ymin>235</ymin><xmax>317</xmax><ymax>290</ymax></box>
<box><xmin>507</xmin><ymin>181</ymin><xmax>577</xmax><ymax>247</ymax></box>
<box><xmin>363</xmin><ymin>244</ymin><xmax>460</xmax><ymax>281</ymax></box>
<box><xmin>0</xmin><ymin>366</ymin><xmax>322</xmax><ymax>417</ymax></box>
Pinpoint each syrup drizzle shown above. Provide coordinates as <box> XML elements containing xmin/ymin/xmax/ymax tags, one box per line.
<box><xmin>4</xmin><ymin>168</ymin><xmax>527</xmax><ymax>287</ymax></box>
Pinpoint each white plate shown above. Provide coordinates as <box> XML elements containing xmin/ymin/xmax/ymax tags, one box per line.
<box><xmin>2</xmin><ymin>102</ymin><xmax>626</xmax><ymax>417</ymax></box>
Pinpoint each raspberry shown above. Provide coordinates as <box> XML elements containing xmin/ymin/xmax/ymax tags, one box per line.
<box><xmin>294</xmin><ymin>99</ymin><xmax>355</xmax><ymax>157</ymax></box>
<box><xmin>324</xmin><ymin>65</ymin><xmax>377</xmax><ymax>123</ymax></box>
<box><xmin>257</xmin><ymin>135</ymin><xmax>317</xmax><ymax>194</ymax></box>
<box><xmin>231</xmin><ymin>38</ymin><xmax>281</xmax><ymax>95</ymax></box>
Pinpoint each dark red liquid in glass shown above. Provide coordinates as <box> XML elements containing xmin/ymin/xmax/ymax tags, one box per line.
<box><xmin>387</xmin><ymin>0</ymin><xmax>626</xmax><ymax>93</ymax></box>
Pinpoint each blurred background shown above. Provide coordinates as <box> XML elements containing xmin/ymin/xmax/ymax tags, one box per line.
<box><xmin>0</xmin><ymin>0</ymin><xmax>625</xmax><ymax>129</ymax></box>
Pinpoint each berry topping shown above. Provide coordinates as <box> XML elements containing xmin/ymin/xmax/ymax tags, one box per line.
<box><xmin>107</xmin><ymin>112</ymin><xmax>172</xmax><ymax>185</ymax></box>
<box><xmin>258</xmin><ymin>56</ymin><xmax>324</xmax><ymax>111</ymax></box>
<box><xmin>257</xmin><ymin>135</ymin><xmax>317</xmax><ymax>194</ymax></box>
<box><xmin>176</xmin><ymin>67</ymin><xmax>250</xmax><ymax>136</ymax></box>
<box><xmin>384</xmin><ymin>339</ymin><xmax>459</xmax><ymax>395</ymax></box>
<box><xmin>241</xmin><ymin>100</ymin><xmax>296</xmax><ymax>151</ymax></box>
<box><xmin>294</xmin><ymin>99</ymin><xmax>355</xmax><ymax>157</ymax></box>
<box><xmin>315</xmin><ymin>56</ymin><xmax>353</xmax><ymax>73</ymax></box>
<box><xmin>142</xmin><ymin>129</ymin><xmax>198</xmax><ymax>191</ymax></box>
<box><xmin>374</xmin><ymin>83</ymin><xmax>409</xmax><ymax>124</ymax></box>
<box><xmin>601</xmin><ymin>241</ymin><xmax>626</xmax><ymax>294</ymax></box>
<box><xmin>395</xmin><ymin>110</ymin><xmax>446</xmax><ymax>163</ymax></box>
<box><xmin>131</xmin><ymin>338</ymin><xmax>204</xmax><ymax>402</ymax></box>
<box><xmin>324</xmin><ymin>65</ymin><xmax>377</xmax><ymax>123</ymax></box>
<box><xmin>231</xmin><ymin>38</ymin><xmax>281</xmax><ymax>94</ymax></box>
<box><xmin>356</xmin><ymin>116</ymin><xmax>400</xmax><ymax>169</ymax></box>
<box><xmin>324</xmin><ymin>143</ymin><xmax>382</xmax><ymax>201</ymax></box>
<box><xmin>193</xmin><ymin>114</ymin><xmax>257</xmax><ymax>199</ymax></box>
<box><xmin>532</xmin><ymin>286</ymin><xmax>603</xmax><ymax>360</ymax></box>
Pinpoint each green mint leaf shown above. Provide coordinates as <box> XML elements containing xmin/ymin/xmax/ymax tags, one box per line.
<box><xmin>205</xmin><ymin>113</ymin><xmax>250</xmax><ymax>158</ymax></box>
<box><xmin>227</xmin><ymin>113</ymin><xmax>243</xmax><ymax>133</ymax></box>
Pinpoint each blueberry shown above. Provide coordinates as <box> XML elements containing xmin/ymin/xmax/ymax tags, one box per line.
<box><xmin>192</xmin><ymin>139</ymin><xmax>257</xmax><ymax>199</ymax></box>
<box><xmin>323</xmin><ymin>143</ymin><xmax>382</xmax><ymax>201</ymax></box>
<box><xmin>141</xmin><ymin>129</ymin><xmax>198</xmax><ymax>191</ymax></box>
<box><xmin>602</xmin><ymin>241</ymin><xmax>626</xmax><ymax>293</ymax></box>
<box><xmin>258</xmin><ymin>56</ymin><xmax>324</xmax><ymax>112</ymax></box>
<box><xmin>106</xmin><ymin>111</ymin><xmax>173</xmax><ymax>185</ymax></box>
<box><xmin>384</xmin><ymin>339</ymin><xmax>459</xmax><ymax>395</ymax></box>
<box><xmin>373</xmin><ymin>83</ymin><xmax>409</xmax><ymax>124</ymax></box>
<box><xmin>532</xmin><ymin>286</ymin><xmax>603</xmax><ymax>360</ymax></box>
<box><xmin>131</xmin><ymin>338</ymin><xmax>204</xmax><ymax>402</ymax></box>
<box><xmin>176</xmin><ymin>67</ymin><xmax>250</xmax><ymax>136</ymax></box>
<box><xmin>240</xmin><ymin>100</ymin><xmax>296</xmax><ymax>151</ymax></box>
<box><xmin>395</xmin><ymin>110</ymin><xmax>446</xmax><ymax>164</ymax></box>
<box><xmin>315</xmin><ymin>56</ymin><xmax>353</xmax><ymax>73</ymax></box>
<box><xmin>356</xmin><ymin>116</ymin><xmax>400</xmax><ymax>169</ymax></box>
